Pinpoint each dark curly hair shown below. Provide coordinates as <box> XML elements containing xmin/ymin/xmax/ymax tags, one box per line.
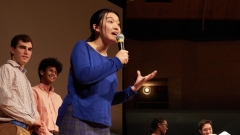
<box><xmin>38</xmin><ymin>57</ymin><xmax>63</xmax><ymax>80</ymax></box>
<box><xmin>150</xmin><ymin>117</ymin><xmax>166</xmax><ymax>134</ymax></box>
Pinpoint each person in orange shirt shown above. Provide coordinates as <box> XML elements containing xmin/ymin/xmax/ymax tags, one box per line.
<box><xmin>32</xmin><ymin>58</ymin><xmax>63</xmax><ymax>135</ymax></box>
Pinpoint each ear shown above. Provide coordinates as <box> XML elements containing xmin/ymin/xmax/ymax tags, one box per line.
<box><xmin>199</xmin><ymin>130</ymin><xmax>202</xmax><ymax>134</ymax></box>
<box><xmin>10</xmin><ymin>47</ymin><xmax>15</xmax><ymax>55</ymax></box>
<box><xmin>93</xmin><ymin>24</ymin><xmax>100</xmax><ymax>32</ymax></box>
<box><xmin>40</xmin><ymin>70</ymin><xmax>44</xmax><ymax>75</ymax></box>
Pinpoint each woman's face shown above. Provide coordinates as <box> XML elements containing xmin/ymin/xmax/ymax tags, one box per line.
<box><xmin>97</xmin><ymin>12</ymin><xmax>121</xmax><ymax>44</ymax></box>
<box><xmin>199</xmin><ymin>123</ymin><xmax>213</xmax><ymax>135</ymax></box>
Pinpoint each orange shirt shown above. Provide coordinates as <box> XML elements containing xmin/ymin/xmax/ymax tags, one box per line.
<box><xmin>32</xmin><ymin>83</ymin><xmax>62</xmax><ymax>133</ymax></box>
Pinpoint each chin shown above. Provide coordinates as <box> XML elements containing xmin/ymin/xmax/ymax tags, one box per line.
<box><xmin>49</xmin><ymin>79</ymin><xmax>55</xmax><ymax>83</ymax></box>
<box><xmin>18</xmin><ymin>61</ymin><xmax>27</xmax><ymax>67</ymax></box>
<box><xmin>108</xmin><ymin>38</ymin><xmax>117</xmax><ymax>43</ymax></box>
<box><xmin>21</xmin><ymin>60</ymin><xmax>29</xmax><ymax>64</ymax></box>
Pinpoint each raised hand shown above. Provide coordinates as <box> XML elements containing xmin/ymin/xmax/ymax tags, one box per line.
<box><xmin>131</xmin><ymin>70</ymin><xmax>157</xmax><ymax>91</ymax></box>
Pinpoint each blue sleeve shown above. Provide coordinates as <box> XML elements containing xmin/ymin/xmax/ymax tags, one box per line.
<box><xmin>111</xmin><ymin>86</ymin><xmax>138</xmax><ymax>105</ymax></box>
<box><xmin>71</xmin><ymin>40</ymin><xmax>123</xmax><ymax>85</ymax></box>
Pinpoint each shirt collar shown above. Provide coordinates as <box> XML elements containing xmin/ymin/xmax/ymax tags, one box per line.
<box><xmin>7</xmin><ymin>60</ymin><xmax>27</xmax><ymax>73</ymax></box>
<box><xmin>38</xmin><ymin>83</ymin><xmax>55</xmax><ymax>93</ymax></box>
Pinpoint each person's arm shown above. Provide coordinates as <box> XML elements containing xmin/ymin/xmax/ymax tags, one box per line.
<box><xmin>32</xmin><ymin>88</ymin><xmax>42</xmax><ymax>127</ymax></box>
<box><xmin>32</xmin><ymin>88</ymin><xmax>39</xmax><ymax>113</ymax></box>
<box><xmin>112</xmin><ymin>87</ymin><xmax>137</xmax><ymax>105</ymax></box>
<box><xmin>36</xmin><ymin>122</ymin><xmax>52</xmax><ymax>135</ymax></box>
<box><xmin>0</xmin><ymin>65</ymin><xmax>35</xmax><ymax>125</ymax></box>
<box><xmin>71</xmin><ymin>41</ymin><xmax>123</xmax><ymax>85</ymax></box>
<box><xmin>112</xmin><ymin>70</ymin><xmax>157</xmax><ymax>105</ymax></box>
<box><xmin>32</xmin><ymin>87</ymin><xmax>51</xmax><ymax>135</ymax></box>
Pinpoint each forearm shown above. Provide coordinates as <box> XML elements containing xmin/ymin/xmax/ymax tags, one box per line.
<box><xmin>0</xmin><ymin>105</ymin><xmax>35</xmax><ymax>125</ymax></box>
<box><xmin>112</xmin><ymin>86</ymin><xmax>137</xmax><ymax>105</ymax></box>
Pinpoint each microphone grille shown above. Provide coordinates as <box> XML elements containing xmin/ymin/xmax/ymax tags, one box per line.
<box><xmin>116</xmin><ymin>33</ymin><xmax>124</xmax><ymax>41</ymax></box>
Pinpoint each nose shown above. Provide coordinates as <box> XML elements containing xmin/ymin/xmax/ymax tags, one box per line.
<box><xmin>24</xmin><ymin>48</ymin><xmax>29</xmax><ymax>54</ymax></box>
<box><xmin>52</xmin><ymin>71</ymin><xmax>57</xmax><ymax>76</ymax></box>
<box><xmin>51</xmin><ymin>72</ymin><xmax>56</xmax><ymax>76</ymax></box>
<box><xmin>114</xmin><ymin>23</ymin><xmax>120</xmax><ymax>30</ymax></box>
<box><xmin>114</xmin><ymin>26</ymin><xmax>119</xmax><ymax>31</ymax></box>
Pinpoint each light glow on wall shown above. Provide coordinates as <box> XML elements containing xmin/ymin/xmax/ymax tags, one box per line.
<box><xmin>142</xmin><ymin>86</ymin><xmax>151</xmax><ymax>95</ymax></box>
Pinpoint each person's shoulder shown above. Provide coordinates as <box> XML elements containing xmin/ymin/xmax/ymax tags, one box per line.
<box><xmin>32</xmin><ymin>85</ymin><xmax>38</xmax><ymax>93</ymax></box>
<box><xmin>0</xmin><ymin>63</ymin><xmax>8</xmax><ymax>68</ymax></box>
<box><xmin>52</xmin><ymin>92</ymin><xmax>63</xmax><ymax>99</ymax></box>
<box><xmin>75</xmin><ymin>40</ymin><xmax>88</xmax><ymax>46</ymax></box>
<box><xmin>72</xmin><ymin>40</ymin><xmax>90</xmax><ymax>52</ymax></box>
<box><xmin>54</xmin><ymin>92</ymin><xmax>61</xmax><ymax>97</ymax></box>
<box><xmin>0</xmin><ymin>63</ymin><xmax>13</xmax><ymax>71</ymax></box>
<box><xmin>32</xmin><ymin>84</ymin><xmax>43</xmax><ymax>91</ymax></box>
<box><xmin>72</xmin><ymin>40</ymin><xmax>88</xmax><ymax>49</ymax></box>
<box><xmin>32</xmin><ymin>85</ymin><xmax>38</xmax><ymax>89</ymax></box>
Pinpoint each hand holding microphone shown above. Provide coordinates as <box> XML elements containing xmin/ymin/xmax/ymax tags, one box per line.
<box><xmin>116</xmin><ymin>33</ymin><xmax>128</xmax><ymax>65</ymax></box>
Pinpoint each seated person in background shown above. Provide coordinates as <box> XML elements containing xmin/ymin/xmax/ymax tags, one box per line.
<box><xmin>32</xmin><ymin>58</ymin><xmax>63</xmax><ymax>135</ymax></box>
<box><xmin>198</xmin><ymin>119</ymin><xmax>216</xmax><ymax>135</ymax></box>
<box><xmin>150</xmin><ymin>117</ymin><xmax>168</xmax><ymax>135</ymax></box>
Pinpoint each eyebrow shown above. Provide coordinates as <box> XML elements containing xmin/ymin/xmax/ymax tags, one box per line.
<box><xmin>106</xmin><ymin>17</ymin><xmax>120</xmax><ymax>21</ymax></box>
<box><xmin>106</xmin><ymin>16</ymin><xmax>114</xmax><ymax>19</ymax></box>
<box><xmin>19</xmin><ymin>45</ymin><xmax>33</xmax><ymax>49</ymax></box>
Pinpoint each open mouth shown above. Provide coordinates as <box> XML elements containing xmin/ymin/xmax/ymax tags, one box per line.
<box><xmin>49</xmin><ymin>76</ymin><xmax>55</xmax><ymax>80</ymax></box>
<box><xmin>111</xmin><ymin>32</ymin><xmax>118</xmax><ymax>37</ymax></box>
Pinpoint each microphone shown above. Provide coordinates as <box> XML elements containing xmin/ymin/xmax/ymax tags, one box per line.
<box><xmin>116</xmin><ymin>33</ymin><xmax>125</xmax><ymax>50</ymax></box>
<box><xmin>116</xmin><ymin>33</ymin><xmax>127</xmax><ymax>66</ymax></box>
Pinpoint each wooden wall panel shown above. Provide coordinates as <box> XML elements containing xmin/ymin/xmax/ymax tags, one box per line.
<box><xmin>124</xmin><ymin>39</ymin><xmax>240</xmax><ymax>110</ymax></box>
<box><xmin>226</xmin><ymin>0</ymin><xmax>240</xmax><ymax>19</ymax></box>
<box><xmin>182</xmin><ymin>0</ymin><xmax>205</xmax><ymax>19</ymax></box>
<box><xmin>207</xmin><ymin>0</ymin><xmax>228</xmax><ymax>19</ymax></box>
<box><xmin>126</xmin><ymin>0</ymin><xmax>145</xmax><ymax>18</ymax></box>
<box><xmin>125</xmin><ymin>0</ymin><xmax>240</xmax><ymax>20</ymax></box>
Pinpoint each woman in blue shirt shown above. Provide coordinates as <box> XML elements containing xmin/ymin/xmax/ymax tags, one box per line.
<box><xmin>57</xmin><ymin>8</ymin><xmax>157</xmax><ymax>135</ymax></box>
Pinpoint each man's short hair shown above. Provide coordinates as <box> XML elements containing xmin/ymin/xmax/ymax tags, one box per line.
<box><xmin>10</xmin><ymin>34</ymin><xmax>33</xmax><ymax>56</ymax></box>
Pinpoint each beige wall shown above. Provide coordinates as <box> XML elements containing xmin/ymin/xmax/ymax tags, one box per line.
<box><xmin>0</xmin><ymin>0</ymin><xmax>122</xmax><ymax>133</ymax></box>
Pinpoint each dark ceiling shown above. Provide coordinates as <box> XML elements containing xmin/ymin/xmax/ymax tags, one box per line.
<box><xmin>109</xmin><ymin>0</ymin><xmax>240</xmax><ymax>41</ymax></box>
